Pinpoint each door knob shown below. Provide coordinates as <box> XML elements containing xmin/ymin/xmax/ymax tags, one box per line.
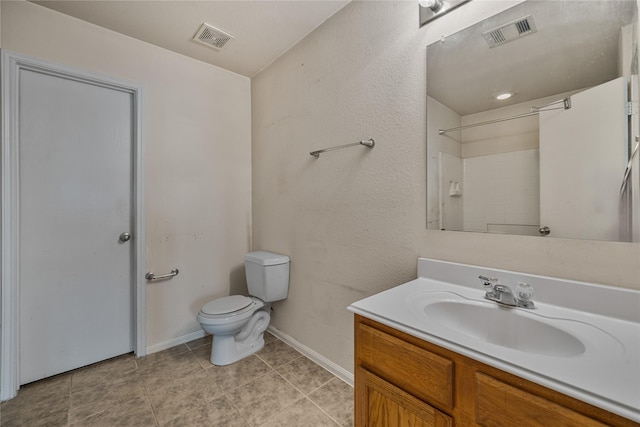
<box><xmin>538</xmin><ymin>226</ymin><xmax>550</xmax><ymax>236</ymax></box>
<box><xmin>119</xmin><ymin>232</ymin><xmax>131</xmax><ymax>242</ymax></box>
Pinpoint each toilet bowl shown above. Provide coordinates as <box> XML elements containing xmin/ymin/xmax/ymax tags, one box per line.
<box><xmin>197</xmin><ymin>296</ymin><xmax>269</xmax><ymax>365</ymax></box>
<box><xmin>197</xmin><ymin>251</ymin><xmax>290</xmax><ymax>365</ymax></box>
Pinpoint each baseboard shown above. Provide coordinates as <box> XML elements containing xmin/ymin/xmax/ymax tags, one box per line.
<box><xmin>145</xmin><ymin>329</ymin><xmax>206</xmax><ymax>355</ymax></box>
<box><xmin>267</xmin><ymin>326</ymin><xmax>354</xmax><ymax>387</ymax></box>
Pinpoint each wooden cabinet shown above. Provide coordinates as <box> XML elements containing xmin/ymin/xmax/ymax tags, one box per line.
<box><xmin>354</xmin><ymin>315</ymin><xmax>639</xmax><ymax>427</ymax></box>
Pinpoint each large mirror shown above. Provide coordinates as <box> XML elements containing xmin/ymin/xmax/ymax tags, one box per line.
<box><xmin>426</xmin><ymin>0</ymin><xmax>639</xmax><ymax>242</ymax></box>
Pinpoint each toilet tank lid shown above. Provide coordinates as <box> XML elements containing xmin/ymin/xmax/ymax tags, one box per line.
<box><xmin>245</xmin><ymin>251</ymin><xmax>290</xmax><ymax>266</ymax></box>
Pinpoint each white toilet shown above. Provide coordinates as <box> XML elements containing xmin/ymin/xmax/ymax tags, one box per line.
<box><xmin>196</xmin><ymin>251</ymin><xmax>290</xmax><ymax>365</ymax></box>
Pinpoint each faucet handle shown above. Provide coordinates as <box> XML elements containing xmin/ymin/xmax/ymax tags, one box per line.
<box><xmin>517</xmin><ymin>282</ymin><xmax>534</xmax><ymax>302</ymax></box>
<box><xmin>478</xmin><ymin>275</ymin><xmax>498</xmax><ymax>291</ymax></box>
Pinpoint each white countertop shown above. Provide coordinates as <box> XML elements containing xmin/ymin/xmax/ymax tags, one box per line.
<box><xmin>348</xmin><ymin>258</ymin><xmax>640</xmax><ymax>422</ymax></box>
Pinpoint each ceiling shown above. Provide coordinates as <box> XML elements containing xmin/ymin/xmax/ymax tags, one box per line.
<box><xmin>427</xmin><ymin>0</ymin><xmax>637</xmax><ymax>116</ymax></box>
<box><xmin>30</xmin><ymin>0</ymin><xmax>351</xmax><ymax>77</ymax></box>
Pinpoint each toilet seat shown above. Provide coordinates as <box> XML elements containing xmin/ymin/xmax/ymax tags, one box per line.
<box><xmin>202</xmin><ymin>295</ymin><xmax>252</xmax><ymax>315</ymax></box>
<box><xmin>198</xmin><ymin>295</ymin><xmax>263</xmax><ymax>320</ymax></box>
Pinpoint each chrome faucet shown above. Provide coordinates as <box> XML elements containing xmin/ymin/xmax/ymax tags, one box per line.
<box><xmin>478</xmin><ymin>276</ymin><xmax>535</xmax><ymax>309</ymax></box>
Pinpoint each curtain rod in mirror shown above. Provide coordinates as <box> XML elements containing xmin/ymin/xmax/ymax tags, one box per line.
<box><xmin>438</xmin><ymin>98</ymin><xmax>571</xmax><ymax>135</ymax></box>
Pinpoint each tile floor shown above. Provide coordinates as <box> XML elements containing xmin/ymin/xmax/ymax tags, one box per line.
<box><xmin>0</xmin><ymin>333</ymin><xmax>354</xmax><ymax>426</ymax></box>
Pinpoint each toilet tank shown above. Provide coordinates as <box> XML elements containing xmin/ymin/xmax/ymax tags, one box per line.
<box><xmin>244</xmin><ymin>251</ymin><xmax>290</xmax><ymax>302</ymax></box>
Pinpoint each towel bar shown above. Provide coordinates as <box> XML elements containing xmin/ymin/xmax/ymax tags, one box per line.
<box><xmin>310</xmin><ymin>138</ymin><xmax>375</xmax><ymax>158</ymax></box>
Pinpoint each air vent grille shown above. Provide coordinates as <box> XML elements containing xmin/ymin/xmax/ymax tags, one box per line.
<box><xmin>193</xmin><ymin>23</ymin><xmax>234</xmax><ymax>51</ymax></box>
<box><xmin>488</xmin><ymin>30</ymin><xmax>506</xmax><ymax>45</ymax></box>
<box><xmin>482</xmin><ymin>15</ymin><xmax>537</xmax><ymax>48</ymax></box>
<box><xmin>515</xmin><ymin>19</ymin><xmax>531</xmax><ymax>34</ymax></box>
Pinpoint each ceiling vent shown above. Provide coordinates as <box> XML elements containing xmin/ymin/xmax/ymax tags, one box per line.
<box><xmin>482</xmin><ymin>15</ymin><xmax>537</xmax><ymax>48</ymax></box>
<box><xmin>193</xmin><ymin>23</ymin><xmax>234</xmax><ymax>51</ymax></box>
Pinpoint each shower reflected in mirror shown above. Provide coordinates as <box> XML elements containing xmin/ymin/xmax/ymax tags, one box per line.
<box><xmin>426</xmin><ymin>0</ymin><xmax>639</xmax><ymax>242</ymax></box>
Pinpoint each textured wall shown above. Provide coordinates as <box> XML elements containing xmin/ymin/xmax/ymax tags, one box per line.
<box><xmin>252</xmin><ymin>0</ymin><xmax>640</xmax><ymax>373</ymax></box>
<box><xmin>2</xmin><ymin>1</ymin><xmax>252</xmax><ymax>350</ymax></box>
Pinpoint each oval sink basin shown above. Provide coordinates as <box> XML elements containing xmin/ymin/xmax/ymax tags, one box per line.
<box><xmin>424</xmin><ymin>301</ymin><xmax>586</xmax><ymax>357</ymax></box>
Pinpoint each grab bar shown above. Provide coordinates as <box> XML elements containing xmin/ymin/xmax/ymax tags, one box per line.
<box><xmin>310</xmin><ymin>138</ymin><xmax>375</xmax><ymax>158</ymax></box>
<box><xmin>145</xmin><ymin>268</ymin><xmax>179</xmax><ymax>281</ymax></box>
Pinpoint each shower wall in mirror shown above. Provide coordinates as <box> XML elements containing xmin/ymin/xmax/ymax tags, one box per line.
<box><xmin>426</xmin><ymin>0</ymin><xmax>640</xmax><ymax>242</ymax></box>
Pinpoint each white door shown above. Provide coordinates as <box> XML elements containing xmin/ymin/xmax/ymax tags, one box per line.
<box><xmin>18</xmin><ymin>67</ymin><xmax>134</xmax><ymax>384</ymax></box>
<box><xmin>539</xmin><ymin>77</ymin><xmax>627</xmax><ymax>241</ymax></box>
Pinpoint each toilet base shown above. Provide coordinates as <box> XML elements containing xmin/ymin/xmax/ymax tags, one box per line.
<box><xmin>209</xmin><ymin>309</ymin><xmax>270</xmax><ymax>366</ymax></box>
<box><xmin>210</xmin><ymin>334</ymin><xmax>265</xmax><ymax>366</ymax></box>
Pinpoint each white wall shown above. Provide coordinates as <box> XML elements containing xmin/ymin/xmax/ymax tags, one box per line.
<box><xmin>1</xmin><ymin>1</ymin><xmax>252</xmax><ymax>350</ymax></box>
<box><xmin>252</xmin><ymin>0</ymin><xmax>640</xmax><ymax>374</ymax></box>
<box><xmin>427</xmin><ymin>96</ymin><xmax>461</xmax><ymax>229</ymax></box>
<box><xmin>463</xmin><ymin>150</ymin><xmax>539</xmax><ymax>233</ymax></box>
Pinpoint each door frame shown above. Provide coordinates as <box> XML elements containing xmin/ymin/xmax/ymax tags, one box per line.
<box><xmin>0</xmin><ymin>51</ymin><xmax>146</xmax><ymax>400</ymax></box>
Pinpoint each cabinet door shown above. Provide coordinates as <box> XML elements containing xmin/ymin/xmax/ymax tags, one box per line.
<box><xmin>356</xmin><ymin>367</ymin><xmax>452</xmax><ymax>427</ymax></box>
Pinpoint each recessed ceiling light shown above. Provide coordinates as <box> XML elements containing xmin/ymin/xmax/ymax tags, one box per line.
<box><xmin>496</xmin><ymin>92</ymin><xmax>513</xmax><ymax>100</ymax></box>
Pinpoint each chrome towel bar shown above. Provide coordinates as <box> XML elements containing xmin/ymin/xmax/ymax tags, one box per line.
<box><xmin>145</xmin><ymin>268</ymin><xmax>179</xmax><ymax>281</ymax></box>
<box><xmin>310</xmin><ymin>138</ymin><xmax>375</xmax><ymax>158</ymax></box>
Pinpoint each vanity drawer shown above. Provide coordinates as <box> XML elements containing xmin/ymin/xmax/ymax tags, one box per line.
<box><xmin>356</xmin><ymin>366</ymin><xmax>452</xmax><ymax>427</ymax></box>
<box><xmin>357</xmin><ymin>323</ymin><xmax>454</xmax><ymax>411</ymax></box>
<box><xmin>475</xmin><ymin>372</ymin><xmax>609</xmax><ymax>427</ymax></box>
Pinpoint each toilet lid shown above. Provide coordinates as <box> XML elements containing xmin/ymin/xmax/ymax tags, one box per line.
<box><xmin>202</xmin><ymin>295</ymin><xmax>252</xmax><ymax>315</ymax></box>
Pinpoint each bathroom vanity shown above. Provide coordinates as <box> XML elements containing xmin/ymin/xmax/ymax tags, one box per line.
<box><xmin>348</xmin><ymin>259</ymin><xmax>640</xmax><ymax>426</ymax></box>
